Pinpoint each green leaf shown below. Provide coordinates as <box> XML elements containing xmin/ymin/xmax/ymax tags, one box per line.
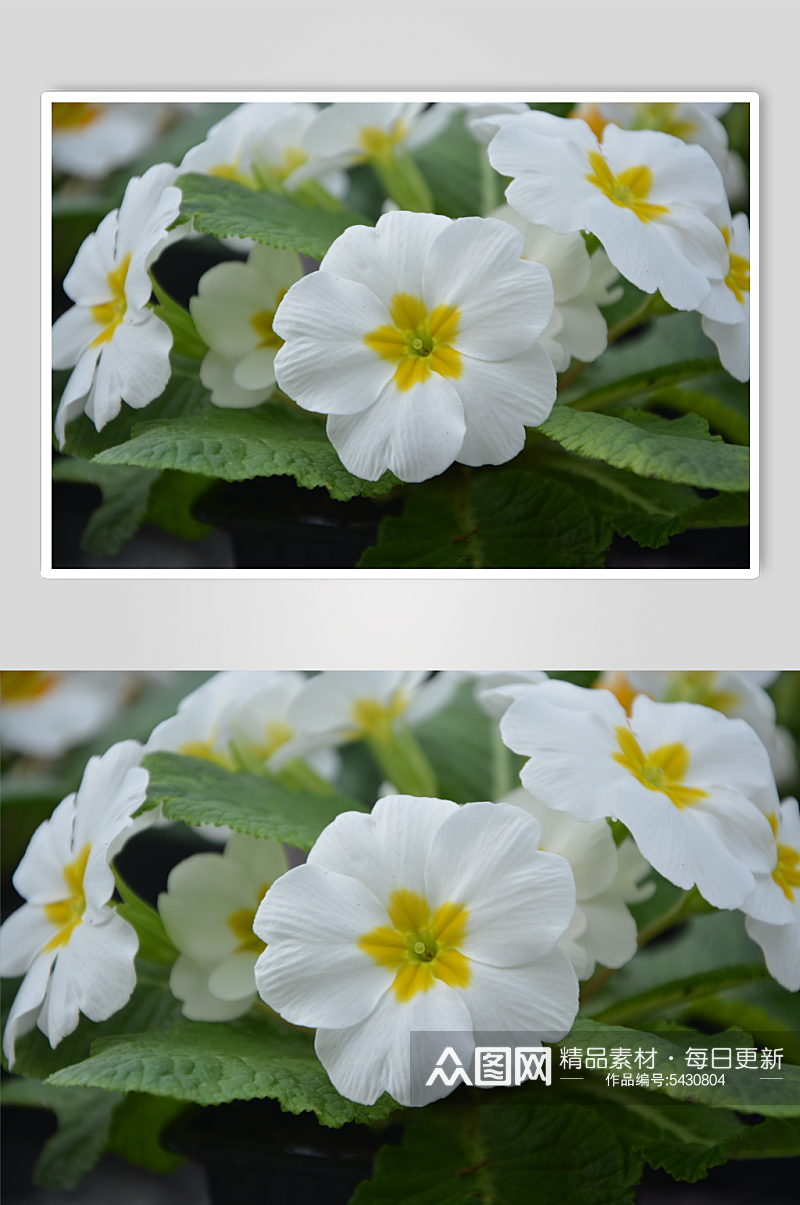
<box><xmin>93</xmin><ymin>404</ymin><xmax>398</xmax><ymax>501</ymax></box>
<box><xmin>359</xmin><ymin>471</ymin><xmax>613</xmax><ymax>569</ymax></box>
<box><xmin>1</xmin><ymin>1078</ymin><xmax>121</xmax><ymax>1190</ymax></box>
<box><xmin>112</xmin><ymin>869</ymin><xmax>178</xmax><ymax>967</ymax></box>
<box><xmin>557</xmin><ymin>1077</ymin><xmax>746</xmax><ymax>1182</ymax></box>
<box><xmin>142</xmin><ymin>752</ymin><xmax>367</xmax><ymax>849</ymax></box>
<box><xmin>647</xmin><ymin>386</ymin><xmax>750</xmax><ymax>446</ymax></box>
<box><xmin>730</xmin><ymin>1116</ymin><xmax>800</xmax><ymax>1160</ymax></box>
<box><xmin>414</xmin><ymin>681</ymin><xmax>498</xmax><ymax>803</ymax></box>
<box><xmin>686</xmin><ymin>491</ymin><xmax>749</xmax><ymax>529</ymax></box>
<box><xmin>51</xmin><ymin>457</ymin><xmax>159</xmax><ymax>555</ymax></box>
<box><xmin>411</xmin><ymin>114</ymin><xmax>484</xmax><ymax>219</ymax></box>
<box><xmin>144</xmin><ymin>469</ymin><xmax>214</xmax><ymax>541</ymax></box>
<box><xmin>149</xmin><ymin>273</ymin><xmax>208</xmax><ymax>360</ymax></box>
<box><xmin>594</xmin><ymin>964</ymin><xmax>771</xmax><ymax>1027</ymax></box>
<box><xmin>107</xmin><ymin>1092</ymin><xmax>187</xmax><ymax>1174</ymax></box>
<box><xmin>58</xmin><ymin>366</ymin><xmax>213</xmax><ymax>459</ymax></box>
<box><xmin>47</xmin><ymin>1012</ymin><xmax>396</xmax><ymax>1128</ymax></box>
<box><xmin>177</xmin><ymin>172</ymin><xmax>372</xmax><ymax>259</ymax></box>
<box><xmin>566</xmin><ymin>360</ymin><xmax>722</xmax><ymax>414</ymax></box>
<box><xmin>352</xmin><ymin>1094</ymin><xmax>640</xmax><ymax>1205</ymax></box>
<box><xmin>539</xmin><ymin>407</ymin><xmax>749</xmax><ymax>492</ymax></box>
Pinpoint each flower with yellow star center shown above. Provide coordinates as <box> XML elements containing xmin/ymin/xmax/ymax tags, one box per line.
<box><xmin>698</xmin><ymin>208</ymin><xmax>751</xmax><ymax>382</ymax></box>
<box><xmin>254</xmin><ymin>794</ymin><xmax>578</xmax><ymax>1107</ymax></box>
<box><xmin>743</xmin><ymin>797</ymin><xmax>800</xmax><ymax>992</ymax></box>
<box><xmin>500</xmin><ymin>679</ymin><xmax>777</xmax><ymax>910</ymax></box>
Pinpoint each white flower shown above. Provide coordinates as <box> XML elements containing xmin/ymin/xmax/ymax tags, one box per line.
<box><xmin>190</xmin><ymin>245</ymin><xmax>303</xmax><ymax>408</ymax></box>
<box><xmin>296</xmin><ymin>102</ymin><xmax>452</xmax><ymax>177</ymax></box>
<box><xmin>596</xmin><ymin>672</ymin><xmax>795</xmax><ymax>788</ymax></box>
<box><xmin>505</xmin><ymin>788</ymin><xmax>652</xmax><ymax>979</ymax></box>
<box><xmin>697</xmin><ymin>206</ymin><xmax>750</xmax><ymax>382</ymax></box>
<box><xmin>464</xmin><ymin>102</ymin><xmax>532</xmax><ymax>145</ymax></box>
<box><xmin>158</xmin><ymin>833</ymin><xmax>288</xmax><ymax>1020</ymax></box>
<box><xmin>52</xmin><ymin>102</ymin><xmax>165</xmax><ymax>179</ymax></box>
<box><xmin>742</xmin><ymin>797</ymin><xmax>800</xmax><ymax>992</ymax></box>
<box><xmin>0</xmin><ymin>672</ymin><xmax>130</xmax><ymax>759</ymax></box>
<box><xmin>499</xmin><ymin>680</ymin><xmax>777</xmax><ymax>909</ymax></box>
<box><xmin>254</xmin><ymin>794</ymin><xmax>578</xmax><ymax>1106</ymax></box>
<box><xmin>272</xmin><ymin>210</ymin><xmax>556</xmax><ymax>482</ymax></box>
<box><xmin>487</xmin><ymin>111</ymin><xmax>729</xmax><ymax>310</ymax></box>
<box><xmin>286</xmin><ymin>671</ymin><xmax>455</xmax><ymax>747</ymax></box>
<box><xmin>52</xmin><ymin>163</ymin><xmax>184</xmax><ymax>447</ymax></box>
<box><xmin>0</xmin><ymin>742</ymin><xmax>150</xmax><ymax>1065</ymax></box>
<box><xmin>571</xmin><ymin>102</ymin><xmax>747</xmax><ymax>207</ymax></box>
<box><xmin>469</xmin><ymin>671</ymin><xmax>549</xmax><ymax>718</ymax></box>
<box><xmin>144</xmin><ymin>670</ymin><xmax>338</xmax><ymax>778</ymax></box>
<box><xmin>490</xmin><ymin>205</ymin><xmax>623</xmax><ymax>370</ymax></box>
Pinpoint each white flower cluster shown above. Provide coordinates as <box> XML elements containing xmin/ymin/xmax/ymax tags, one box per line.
<box><xmin>4</xmin><ymin>669</ymin><xmax>794</xmax><ymax>1114</ymax></box>
<box><xmin>52</xmin><ymin>100</ymin><xmax>750</xmax><ymax>479</ymax></box>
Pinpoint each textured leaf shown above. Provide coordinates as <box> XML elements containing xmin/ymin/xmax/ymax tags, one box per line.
<box><xmin>58</xmin><ymin>366</ymin><xmax>213</xmax><ymax>459</ymax></box>
<box><xmin>595</xmin><ymin>964</ymin><xmax>771</xmax><ymax>1027</ymax></box>
<box><xmin>177</xmin><ymin>172</ymin><xmax>372</xmax><ymax>258</ymax></box>
<box><xmin>647</xmin><ymin>386</ymin><xmax>749</xmax><ymax>446</ymax></box>
<box><xmin>414</xmin><ymin>681</ymin><xmax>499</xmax><ymax>803</ymax></box>
<box><xmin>360</xmin><ymin>471</ymin><xmax>613</xmax><ymax>569</ymax></box>
<box><xmin>144</xmin><ymin>469</ymin><xmax>214</xmax><ymax>541</ymax></box>
<box><xmin>566</xmin><ymin>360</ymin><xmax>722</xmax><ymax>414</ymax></box>
<box><xmin>352</xmin><ymin>1094</ymin><xmax>640</xmax><ymax>1205</ymax></box>
<box><xmin>51</xmin><ymin>457</ymin><xmax>159</xmax><ymax>555</ymax></box>
<box><xmin>93</xmin><ymin>405</ymin><xmax>398</xmax><ymax>501</ymax></box>
<box><xmin>730</xmin><ymin>1116</ymin><xmax>800</xmax><ymax>1160</ymax></box>
<box><xmin>411</xmin><ymin>114</ymin><xmax>484</xmax><ymax>219</ymax></box>
<box><xmin>107</xmin><ymin>1092</ymin><xmax>187</xmax><ymax>1173</ymax></box>
<box><xmin>142</xmin><ymin>752</ymin><xmax>367</xmax><ymax>849</ymax></box>
<box><xmin>47</xmin><ymin>1013</ymin><xmax>396</xmax><ymax>1128</ymax></box>
<box><xmin>540</xmin><ymin>407</ymin><xmax>749</xmax><ymax>491</ymax></box>
<box><xmin>1</xmin><ymin>1077</ymin><xmax>121</xmax><ymax>1190</ymax></box>
<box><xmin>686</xmin><ymin>491</ymin><xmax>749</xmax><ymax>529</ymax></box>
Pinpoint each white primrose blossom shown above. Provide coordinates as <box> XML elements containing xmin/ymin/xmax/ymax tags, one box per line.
<box><xmin>464</xmin><ymin>102</ymin><xmax>532</xmax><ymax>145</ymax></box>
<box><xmin>696</xmin><ymin>204</ymin><xmax>751</xmax><ymax>383</ymax></box>
<box><xmin>158</xmin><ymin>833</ymin><xmax>289</xmax><ymax>1020</ymax></box>
<box><xmin>499</xmin><ymin>680</ymin><xmax>777</xmax><ymax>910</ymax></box>
<box><xmin>490</xmin><ymin>205</ymin><xmax>623</xmax><ymax>371</ymax></box>
<box><xmin>190</xmin><ymin>245</ymin><xmax>303</xmax><ymax>408</ymax></box>
<box><xmin>180</xmin><ymin>101</ymin><xmax>348</xmax><ymax>199</ymax></box>
<box><xmin>596</xmin><ymin>672</ymin><xmax>796</xmax><ymax>789</ymax></box>
<box><xmin>272</xmin><ymin>210</ymin><xmax>557</xmax><ymax>482</ymax></box>
<box><xmin>52</xmin><ymin>102</ymin><xmax>166</xmax><ymax>179</ymax></box>
<box><xmin>294</xmin><ymin>101</ymin><xmax>453</xmax><ymax>180</ymax></box>
<box><xmin>0</xmin><ymin>742</ymin><xmax>152</xmax><ymax>1065</ymax></box>
<box><xmin>742</xmin><ymin>796</ymin><xmax>800</xmax><ymax>992</ymax></box>
<box><xmin>505</xmin><ymin>787</ymin><xmax>654</xmax><ymax>980</ymax></box>
<box><xmin>254</xmin><ymin>795</ymin><xmax>579</xmax><ymax>1107</ymax></box>
<box><xmin>52</xmin><ymin>163</ymin><xmax>184</xmax><ymax>447</ymax></box>
<box><xmin>487</xmin><ymin>110</ymin><xmax>729</xmax><ymax>311</ymax></box>
<box><xmin>570</xmin><ymin>101</ymin><xmax>748</xmax><ymax>207</ymax></box>
<box><xmin>0</xmin><ymin>671</ymin><xmax>131</xmax><ymax>759</ymax></box>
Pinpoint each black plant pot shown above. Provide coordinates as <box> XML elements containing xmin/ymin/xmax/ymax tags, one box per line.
<box><xmin>194</xmin><ymin>478</ymin><xmax>401</xmax><ymax>569</ymax></box>
<box><xmin>163</xmin><ymin>1097</ymin><xmax>397</xmax><ymax>1205</ymax></box>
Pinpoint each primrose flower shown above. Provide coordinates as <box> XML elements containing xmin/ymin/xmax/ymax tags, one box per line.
<box><xmin>158</xmin><ymin>833</ymin><xmax>288</xmax><ymax>1020</ymax></box>
<box><xmin>505</xmin><ymin>788</ymin><xmax>652</xmax><ymax>979</ymax></box>
<box><xmin>297</xmin><ymin>102</ymin><xmax>452</xmax><ymax>176</ymax></box>
<box><xmin>190</xmin><ymin>245</ymin><xmax>303</xmax><ymax>407</ymax></box>
<box><xmin>180</xmin><ymin>102</ymin><xmax>347</xmax><ymax>198</ymax></box>
<box><xmin>254</xmin><ymin>795</ymin><xmax>578</xmax><ymax>1106</ymax></box>
<box><xmin>570</xmin><ymin>101</ymin><xmax>747</xmax><ymax>206</ymax></box>
<box><xmin>52</xmin><ymin>101</ymin><xmax>165</xmax><ymax>179</ymax></box>
<box><xmin>0</xmin><ymin>671</ymin><xmax>131</xmax><ymax>759</ymax></box>
<box><xmin>499</xmin><ymin>680</ymin><xmax>777</xmax><ymax>909</ymax></box>
<box><xmin>742</xmin><ymin>797</ymin><xmax>800</xmax><ymax>992</ymax></box>
<box><xmin>596</xmin><ymin>672</ymin><xmax>795</xmax><ymax>787</ymax></box>
<box><xmin>0</xmin><ymin>742</ymin><xmax>150</xmax><ymax>1065</ymax></box>
<box><xmin>286</xmin><ymin>670</ymin><xmax>455</xmax><ymax>747</ymax></box>
<box><xmin>464</xmin><ymin>102</ymin><xmax>532</xmax><ymax>145</ymax></box>
<box><xmin>52</xmin><ymin>163</ymin><xmax>183</xmax><ymax>447</ymax></box>
<box><xmin>490</xmin><ymin>205</ymin><xmax>622</xmax><ymax>370</ymax></box>
<box><xmin>697</xmin><ymin>206</ymin><xmax>750</xmax><ymax>382</ymax></box>
<box><xmin>144</xmin><ymin>670</ymin><xmax>338</xmax><ymax>778</ymax></box>
<box><xmin>273</xmin><ymin>210</ymin><xmax>556</xmax><ymax>482</ymax></box>
<box><xmin>487</xmin><ymin>111</ymin><xmax>729</xmax><ymax>310</ymax></box>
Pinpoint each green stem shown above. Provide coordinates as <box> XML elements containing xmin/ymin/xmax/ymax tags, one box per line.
<box><xmin>490</xmin><ymin>727</ymin><xmax>518</xmax><ymax>800</ymax></box>
<box><xmin>480</xmin><ymin>151</ymin><xmax>503</xmax><ymax>216</ymax></box>
<box><xmin>371</xmin><ymin>148</ymin><xmax>433</xmax><ymax>212</ymax></box>
<box><xmin>276</xmin><ymin>758</ymin><xmax>337</xmax><ymax>795</ymax></box>
<box><xmin>365</xmin><ymin>723</ymin><xmax>439</xmax><ymax>797</ymax></box>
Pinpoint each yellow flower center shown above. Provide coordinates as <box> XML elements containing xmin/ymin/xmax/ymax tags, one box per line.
<box><xmin>52</xmin><ymin>102</ymin><xmax>103</xmax><ymax>132</ymax></box>
<box><xmin>571</xmin><ymin>104</ymin><xmax>611</xmax><ymax>142</ymax></box>
<box><xmin>43</xmin><ymin>844</ymin><xmax>91</xmax><ymax>951</ymax></box>
<box><xmin>227</xmin><ymin>883</ymin><xmax>271</xmax><ymax>954</ymax></box>
<box><xmin>767</xmin><ymin>813</ymin><xmax>800</xmax><ymax>902</ymax></box>
<box><xmin>0</xmin><ymin>671</ymin><xmax>60</xmax><ymax>706</ymax></box>
<box><xmin>179</xmin><ymin>740</ymin><xmax>236</xmax><ymax>771</ymax></box>
<box><xmin>271</xmin><ymin>146</ymin><xmax>308</xmax><ymax>182</ymax></box>
<box><xmin>364</xmin><ymin>293</ymin><xmax>462</xmax><ymax>393</ymax></box>
<box><xmin>586</xmin><ymin>151</ymin><xmax>670</xmax><ymax>223</ymax></box>
<box><xmin>250</xmin><ymin>289</ymin><xmax>289</xmax><ymax>350</ymax></box>
<box><xmin>358</xmin><ymin>887</ymin><xmax>471</xmax><ymax>1002</ymax></box>
<box><xmin>594</xmin><ymin>672</ymin><xmax>639</xmax><ymax>717</ymax></box>
<box><xmin>248</xmin><ymin>721</ymin><xmax>296</xmax><ymax>763</ymax></box>
<box><xmin>613</xmin><ymin>727</ymin><xmax>709</xmax><ymax>809</ymax></box>
<box><xmin>89</xmin><ymin>253</ymin><xmax>132</xmax><ymax>347</ymax></box>
<box><xmin>629</xmin><ymin>103</ymin><xmax>697</xmax><ymax>141</ymax></box>
<box><xmin>349</xmin><ymin>689</ymin><xmax>408</xmax><ymax>739</ymax></box>
<box><xmin>207</xmin><ymin>162</ymin><xmax>258</xmax><ymax>190</ymax></box>
<box><xmin>357</xmin><ymin>119</ymin><xmax>409</xmax><ymax>163</ymax></box>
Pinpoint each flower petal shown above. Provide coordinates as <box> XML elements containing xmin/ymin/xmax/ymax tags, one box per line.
<box><xmin>321</xmin><ymin>212</ymin><xmax>452</xmax><ymax>311</ymax></box>
<box><xmin>455</xmin><ymin>344</ymin><xmax>556</xmax><ymax>466</ymax></box>
<box><xmin>463</xmin><ymin>948</ymin><xmax>578</xmax><ymax>1040</ymax></box>
<box><xmin>208</xmin><ymin>950</ymin><xmax>260</xmax><ymax>1001</ymax></box>
<box><xmin>170</xmin><ymin>954</ymin><xmax>255</xmax><ymax>1021</ymax></box>
<box><xmin>232</xmin><ymin>345</ymin><xmax>278</xmax><ymax>391</ymax></box>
